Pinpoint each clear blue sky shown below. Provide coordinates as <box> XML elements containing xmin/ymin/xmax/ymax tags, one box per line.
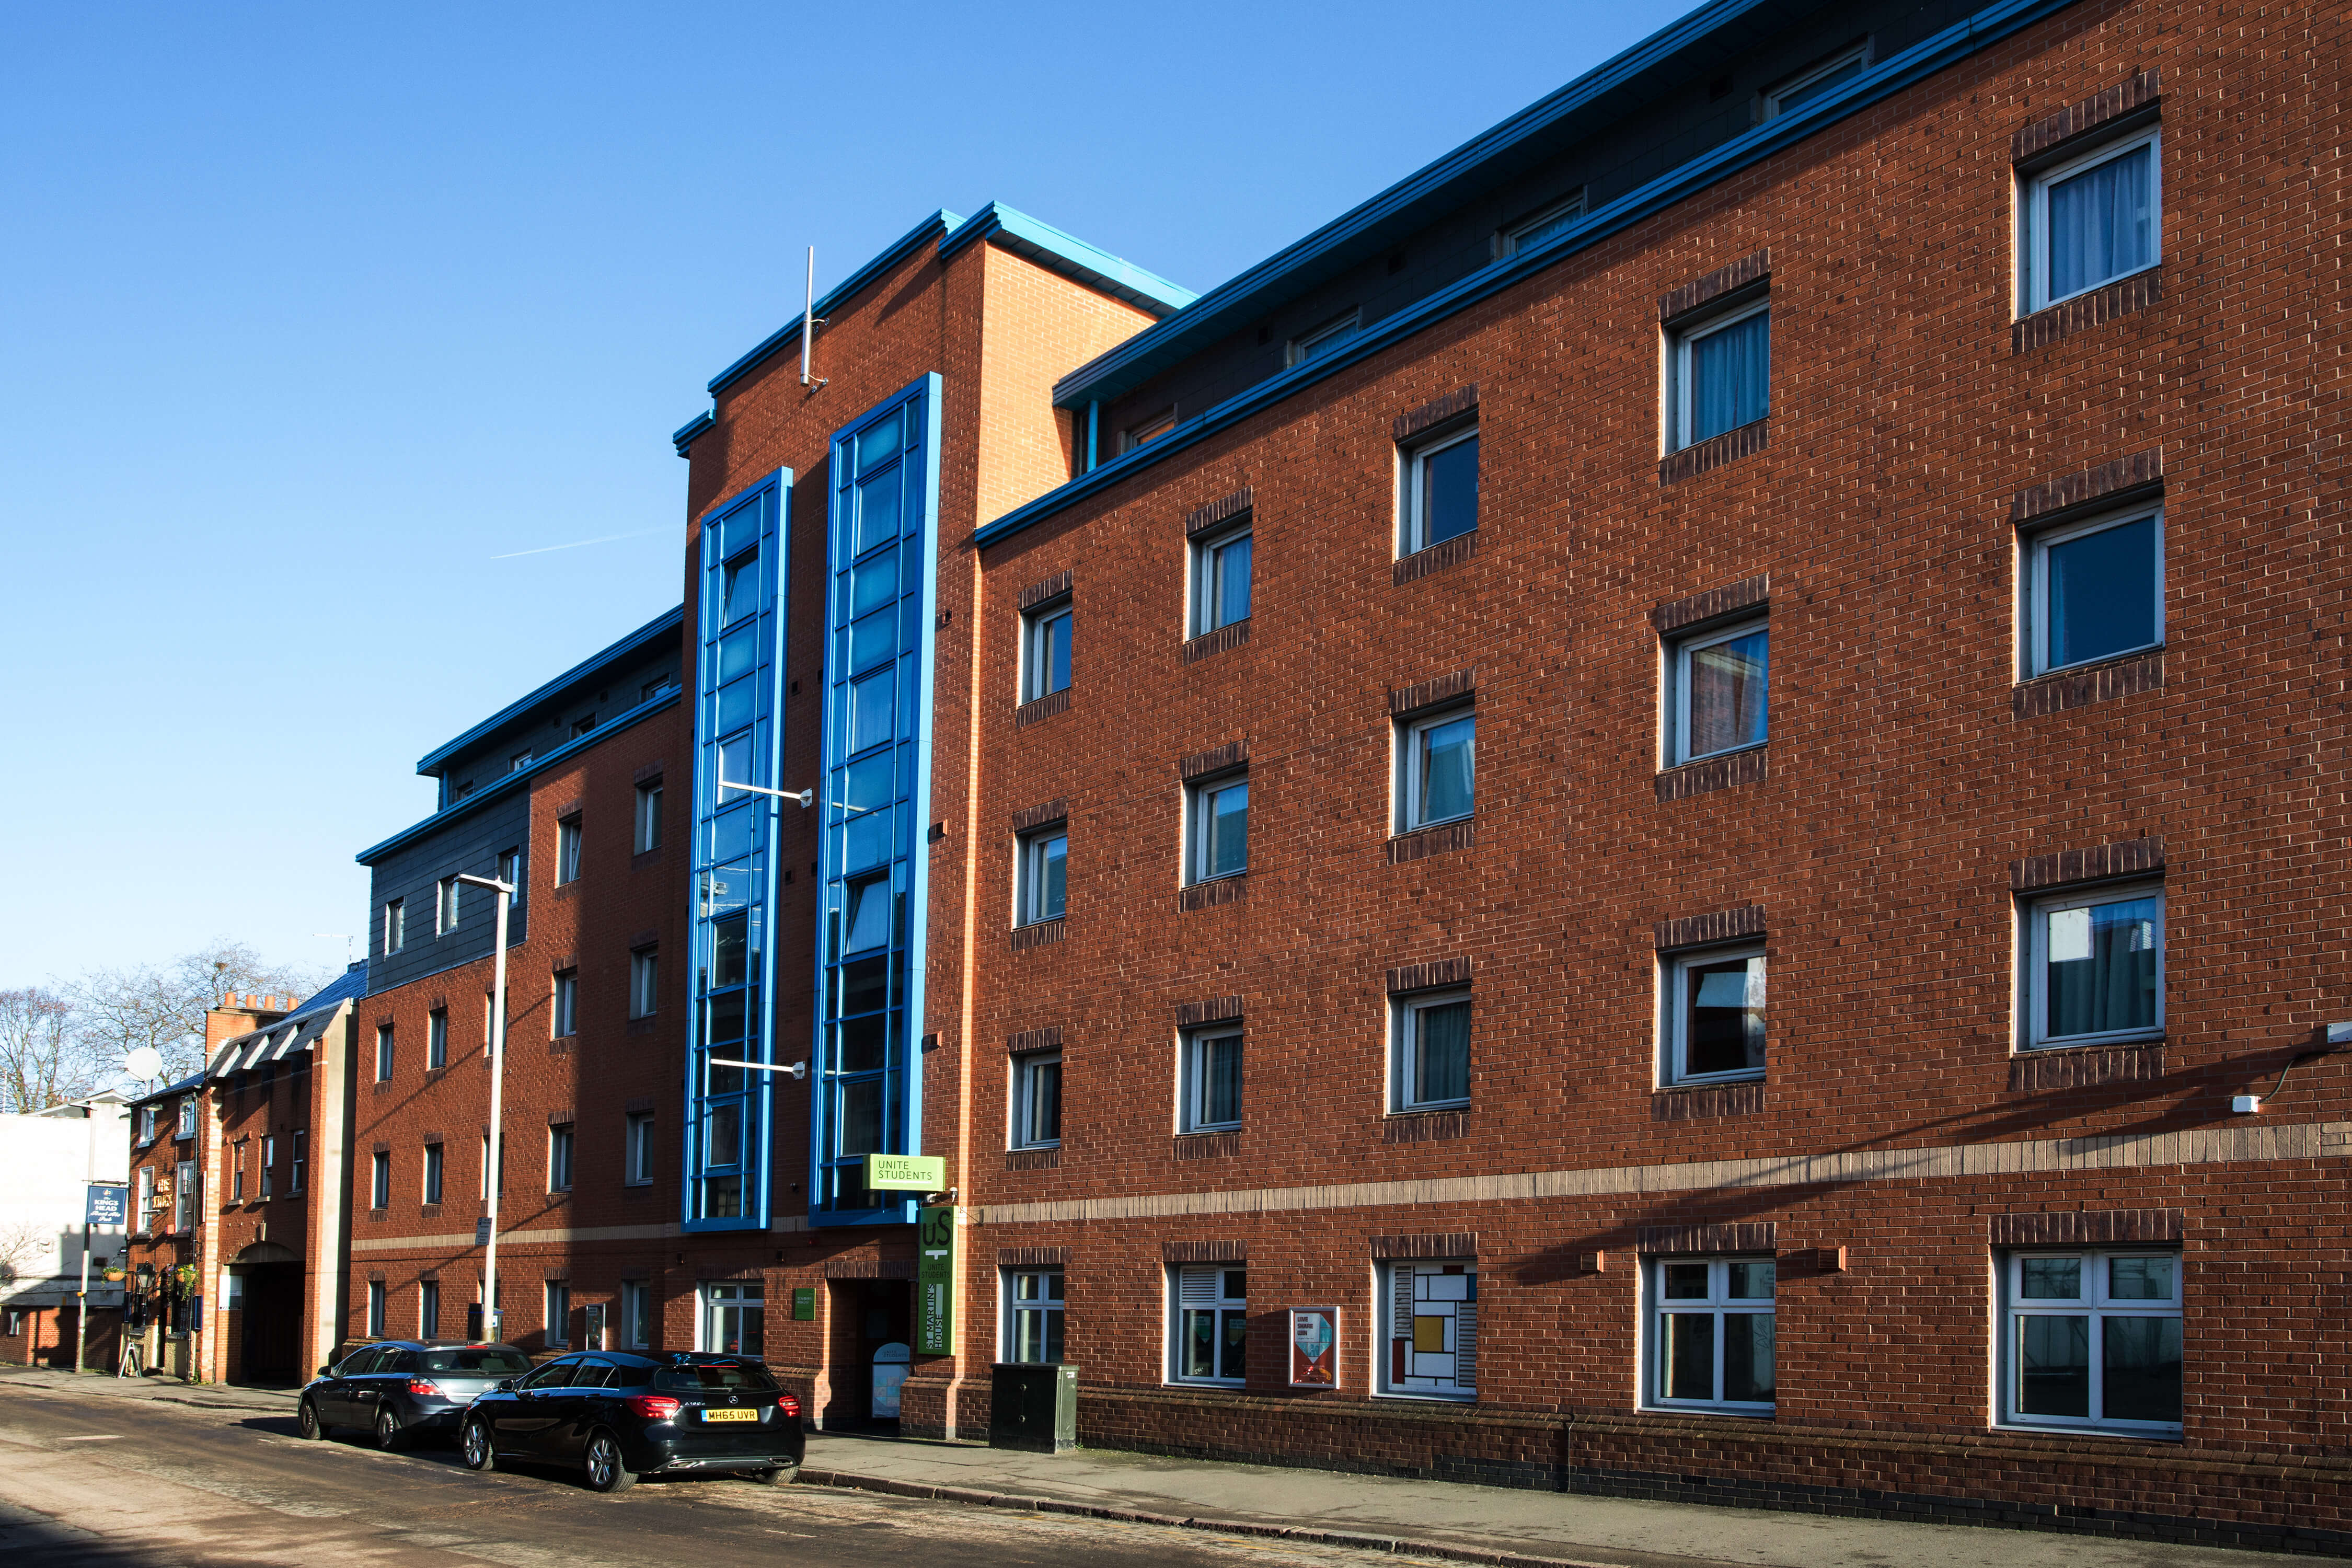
<box><xmin>1</xmin><ymin>0</ymin><xmax>1689</xmax><ymax>987</ymax></box>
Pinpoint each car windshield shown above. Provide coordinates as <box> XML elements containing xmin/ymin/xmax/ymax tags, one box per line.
<box><xmin>419</xmin><ymin>1347</ymin><xmax>535</xmax><ymax>1376</ymax></box>
<box><xmin>654</xmin><ymin>1361</ymin><xmax>778</xmax><ymax>1392</ymax></box>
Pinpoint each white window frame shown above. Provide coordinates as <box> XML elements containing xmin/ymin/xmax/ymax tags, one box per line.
<box><xmin>374</xmin><ymin>1024</ymin><xmax>394</xmax><ymax>1083</ymax></box>
<box><xmin>1011</xmin><ymin>1051</ymin><xmax>1063</xmax><ymax>1149</ymax></box>
<box><xmin>1666</xmin><ymin>615</ymin><xmax>1769</xmax><ymax>766</ymax></box>
<box><xmin>1643</xmin><ymin>1255</ymin><xmax>1777</xmax><ymax>1413</ymax></box>
<box><xmin>1378</xmin><ymin>1259</ymin><xmax>1478</xmax><ymax>1402</ymax></box>
<box><xmin>436</xmin><ymin>875</ymin><xmax>460</xmax><ymax>936</ymax></box>
<box><xmin>427</xmin><ymin>1008</ymin><xmax>448</xmax><ymax>1069</ymax></box>
<box><xmin>1021</xmin><ymin>599</ymin><xmax>1073</xmax><ymax>702</ymax></box>
<box><xmin>1666</xmin><ymin>295</ymin><xmax>1770</xmax><ymax>453</ymax></box>
<box><xmin>2023</xmin><ymin>506</ymin><xmax>2164</xmax><ymax>677</ymax></box>
<box><xmin>629</xmin><ymin>947</ymin><xmax>659</xmax><ymax>1019</ymax></box>
<box><xmin>1185</xmin><ymin>771</ymin><xmax>1249</xmax><ymax>885</ymax></box>
<box><xmin>556</xmin><ymin>816</ymin><xmax>582</xmax><ymax>885</ymax></box>
<box><xmin>2021</xmin><ymin>128</ymin><xmax>2162</xmax><ymax>314</ymax></box>
<box><xmin>1397</xmin><ymin>706</ymin><xmax>1475</xmax><ymax>832</ymax></box>
<box><xmin>382</xmin><ymin>897</ymin><xmax>403</xmax><ymax>955</ymax></box>
<box><xmin>173</xmin><ymin>1159</ymin><xmax>197</xmax><ymax>1230</ymax></box>
<box><xmin>2022</xmin><ymin>881</ymin><xmax>2165</xmax><ymax>1051</ymax></box>
<box><xmin>1189</xmin><ymin>520</ymin><xmax>1253</xmax><ymax>637</ymax></box>
<box><xmin>176</xmin><ymin>1098</ymin><xmax>197</xmax><ymax>1140</ymax></box>
<box><xmin>552</xmin><ymin>971</ymin><xmax>578</xmax><ymax>1039</ymax></box>
<box><xmin>1287</xmin><ymin>309</ymin><xmax>1360</xmax><ymax>367</ymax></box>
<box><xmin>1122</xmin><ymin>409</ymin><xmax>1176</xmax><ymax>452</ymax></box>
<box><xmin>1761</xmin><ymin>42</ymin><xmax>1869</xmax><ymax>119</ymax></box>
<box><xmin>1179</xmin><ymin>1025</ymin><xmax>1243</xmax><ymax>1133</ymax></box>
<box><xmin>634</xmin><ymin>781</ymin><xmax>663</xmax><ymax>854</ymax></box>
<box><xmin>624</xmin><ymin>1113</ymin><xmax>655</xmax><ymax>1185</ymax></box>
<box><xmin>621</xmin><ymin>1280</ymin><xmax>652</xmax><ymax>1348</ymax></box>
<box><xmin>1390</xmin><ymin>987</ymin><xmax>1472</xmax><ymax>1113</ymax></box>
<box><xmin>498</xmin><ymin>848</ymin><xmax>523</xmax><ymax>906</ymax></box>
<box><xmin>135</xmin><ymin>1166</ymin><xmax>154</xmax><ymax>1227</ymax></box>
<box><xmin>1999</xmin><ymin>1250</ymin><xmax>2183</xmax><ymax>1434</ymax></box>
<box><xmin>1001</xmin><ymin>1266</ymin><xmax>1066</xmax><ymax>1363</ymax></box>
<box><xmin>545</xmin><ymin>1281</ymin><xmax>571</xmax><ymax>1346</ymax></box>
<box><xmin>548</xmin><ymin>1124</ymin><xmax>574</xmax><ymax>1192</ymax></box>
<box><xmin>291</xmin><ymin>1128</ymin><xmax>306</xmax><ymax>1194</ymax></box>
<box><xmin>139</xmin><ymin>1105</ymin><xmax>157</xmax><ymax>1146</ymax></box>
<box><xmin>1399</xmin><ymin>424</ymin><xmax>1479</xmax><ymax>556</ymax></box>
<box><xmin>1661</xmin><ymin>942</ymin><xmax>1768</xmax><ymax>1086</ymax></box>
<box><xmin>1016</xmin><ymin>829</ymin><xmax>1068</xmax><ymax>927</ymax></box>
<box><xmin>1168</xmin><ymin>1264</ymin><xmax>1249</xmax><ymax>1387</ymax></box>
<box><xmin>260</xmin><ymin>1135</ymin><xmax>275</xmax><ymax>1198</ymax></box>
<box><xmin>1498</xmin><ymin>192</ymin><xmax>1585</xmax><ymax>256</ymax></box>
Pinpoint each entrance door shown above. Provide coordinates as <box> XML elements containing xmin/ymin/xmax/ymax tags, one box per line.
<box><xmin>850</xmin><ymin>1281</ymin><xmax>910</xmax><ymax>1426</ymax></box>
<box><xmin>236</xmin><ymin>1263</ymin><xmax>303</xmax><ymax>1384</ymax></box>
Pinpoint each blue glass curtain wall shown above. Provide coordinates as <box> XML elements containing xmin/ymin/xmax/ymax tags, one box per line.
<box><xmin>684</xmin><ymin>472</ymin><xmax>791</xmax><ymax>1233</ymax></box>
<box><xmin>811</xmin><ymin>375</ymin><xmax>941</xmax><ymax>1227</ymax></box>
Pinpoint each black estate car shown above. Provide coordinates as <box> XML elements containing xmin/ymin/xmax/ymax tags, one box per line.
<box><xmin>299</xmin><ymin>1341</ymin><xmax>535</xmax><ymax>1449</ymax></box>
<box><xmin>459</xmin><ymin>1351</ymin><xmax>803</xmax><ymax>1492</ymax></box>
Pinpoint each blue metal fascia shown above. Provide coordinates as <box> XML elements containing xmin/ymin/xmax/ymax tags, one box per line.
<box><xmin>356</xmin><ymin>691</ymin><xmax>681</xmax><ymax>866</ymax></box>
<box><xmin>939</xmin><ymin>202</ymin><xmax>1195</xmax><ymax>315</ymax></box>
<box><xmin>702</xmin><ymin>211</ymin><xmax>965</xmax><ymax>401</ymax></box>
<box><xmin>413</xmin><ymin>605</ymin><xmax>686</xmax><ymax>776</ymax></box>
<box><xmin>672</xmin><ymin>410</ymin><xmax>715</xmax><ymax>458</ymax></box>
<box><xmin>981</xmin><ymin>0</ymin><xmax>2078</xmax><ymax>550</ymax></box>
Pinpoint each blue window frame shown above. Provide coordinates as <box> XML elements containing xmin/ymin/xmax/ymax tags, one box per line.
<box><xmin>683</xmin><ymin>471</ymin><xmax>790</xmax><ymax>1232</ymax></box>
<box><xmin>811</xmin><ymin>375</ymin><xmax>940</xmax><ymax>1227</ymax></box>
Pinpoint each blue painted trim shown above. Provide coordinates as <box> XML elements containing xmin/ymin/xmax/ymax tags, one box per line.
<box><xmin>703</xmin><ymin>212</ymin><xmax>964</xmax><ymax>401</ymax></box>
<box><xmin>938</xmin><ymin>202</ymin><xmax>1194</xmax><ymax>315</ymax></box>
<box><xmin>1086</xmin><ymin>401</ymin><xmax>1099</xmax><ymax>472</ymax></box>
<box><xmin>981</xmin><ymin>0</ymin><xmax>2080</xmax><ymax>550</ymax></box>
<box><xmin>356</xmin><ymin>692</ymin><xmax>679</xmax><ymax>865</ymax></box>
<box><xmin>413</xmin><ymin>606</ymin><xmax>685</xmax><ymax>775</ymax></box>
<box><xmin>672</xmin><ymin>410</ymin><xmax>714</xmax><ymax>458</ymax></box>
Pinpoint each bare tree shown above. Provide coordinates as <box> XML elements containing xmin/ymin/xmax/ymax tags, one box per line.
<box><xmin>0</xmin><ymin>1220</ymin><xmax>53</xmax><ymax>1286</ymax></box>
<box><xmin>68</xmin><ymin>940</ymin><xmax>330</xmax><ymax>1087</ymax></box>
<box><xmin>0</xmin><ymin>988</ymin><xmax>95</xmax><ymax>1113</ymax></box>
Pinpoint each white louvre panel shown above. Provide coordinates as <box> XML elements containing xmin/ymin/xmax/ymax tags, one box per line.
<box><xmin>1177</xmin><ymin>1265</ymin><xmax>1221</xmax><ymax>1305</ymax></box>
<box><xmin>1391</xmin><ymin>1263</ymin><xmax>1416</xmax><ymax>1340</ymax></box>
<box><xmin>1454</xmin><ymin>1301</ymin><xmax>1478</xmax><ymax>1389</ymax></box>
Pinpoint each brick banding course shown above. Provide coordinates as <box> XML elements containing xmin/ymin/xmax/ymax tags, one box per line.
<box><xmin>1654</xmin><ymin>905</ymin><xmax>1766</xmax><ymax>951</ymax></box>
<box><xmin>1010</xmin><ymin>798</ymin><xmax>1068</xmax><ymax>833</ymax></box>
<box><xmin>1173</xmin><ymin>996</ymin><xmax>1243</xmax><ymax>1027</ymax></box>
<box><xmin>1650</xmin><ymin>574</ymin><xmax>1768</xmax><ymax>635</ymax></box>
<box><xmin>2009</xmin><ymin>449</ymin><xmax>2162</xmax><ymax>524</ymax></box>
<box><xmin>2012</xmin><ymin>650</ymin><xmax>2163</xmax><ymax>719</ymax></box>
<box><xmin>1184</xmin><ymin>486</ymin><xmax>1253</xmax><ymax>538</ymax></box>
<box><xmin>1654</xmin><ymin>745</ymin><xmax>1767</xmax><ymax>802</ymax></box>
<box><xmin>1018</xmin><ymin>569</ymin><xmax>1073</xmax><ymax>611</ymax></box>
<box><xmin>1178</xmin><ymin>740</ymin><xmax>1248</xmax><ymax>781</ymax></box>
<box><xmin>1014</xmin><ymin>688</ymin><xmax>1071</xmax><ymax>727</ymax></box>
<box><xmin>1007</xmin><ymin>1026</ymin><xmax>1062</xmax><ymax>1054</ymax></box>
<box><xmin>1392</xmin><ymin>384</ymin><xmax>1478</xmax><ymax>443</ymax></box>
<box><xmin>2013</xmin><ymin>70</ymin><xmax>2160</xmax><ymax>163</ymax></box>
<box><xmin>1638</xmin><ymin>1223</ymin><xmax>1776</xmax><ymax>1254</ymax></box>
<box><xmin>1988</xmin><ymin>1209</ymin><xmax>2183</xmax><ymax>1247</ymax></box>
<box><xmin>2009</xmin><ymin>836</ymin><xmax>2163</xmax><ymax>892</ymax></box>
<box><xmin>1389</xmin><ymin>666</ymin><xmax>1475</xmax><ymax>717</ymax></box>
<box><xmin>1392</xmin><ymin>529</ymin><xmax>1477</xmax><ymax>587</ymax></box>
<box><xmin>1369</xmin><ymin>1233</ymin><xmax>1478</xmax><ymax>1260</ymax></box>
<box><xmin>1182</xmin><ymin>619</ymin><xmax>1251</xmax><ymax>662</ymax></box>
<box><xmin>1659</xmin><ymin>249</ymin><xmax>1769</xmax><ymax>321</ymax></box>
<box><xmin>1386</xmin><ymin>957</ymin><xmax>1473</xmax><ymax>994</ymax></box>
<box><xmin>1162</xmin><ymin>1239</ymin><xmax>1248</xmax><ymax>1263</ymax></box>
<box><xmin>1652</xmin><ymin>1082</ymin><xmax>1767</xmax><ymax>1120</ymax></box>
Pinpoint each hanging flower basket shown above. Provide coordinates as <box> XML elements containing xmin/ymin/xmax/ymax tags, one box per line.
<box><xmin>100</xmin><ymin>1266</ymin><xmax>126</xmax><ymax>1283</ymax></box>
<box><xmin>172</xmin><ymin>1264</ymin><xmax>199</xmax><ymax>1289</ymax></box>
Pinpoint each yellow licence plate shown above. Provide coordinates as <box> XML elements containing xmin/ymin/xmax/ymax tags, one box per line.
<box><xmin>702</xmin><ymin>1408</ymin><xmax>758</xmax><ymax>1423</ymax></box>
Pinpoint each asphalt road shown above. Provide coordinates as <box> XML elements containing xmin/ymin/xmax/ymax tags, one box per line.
<box><xmin>0</xmin><ymin>1383</ymin><xmax>1458</xmax><ymax>1568</ymax></box>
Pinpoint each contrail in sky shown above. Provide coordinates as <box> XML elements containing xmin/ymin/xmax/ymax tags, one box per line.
<box><xmin>490</xmin><ymin>526</ymin><xmax>671</xmax><ymax>560</ymax></box>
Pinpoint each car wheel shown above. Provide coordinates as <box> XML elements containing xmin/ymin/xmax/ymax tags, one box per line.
<box><xmin>582</xmin><ymin>1431</ymin><xmax>637</xmax><ymax>1493</ymax></box>
<box><xmin>460</xmin><ymin>1419</ymin><xmax>497</xmax><ymax>1472</ymax></box>
<box><xmin>297</xmin><ymin>1398</ymin><xmax>328</xmax><ymax>1440</ymax></box>
<box><xmin>373</xmin><ymin>1408</ymin><xmax>403</xmax><ymax>1451</ymax></box>
<box><xmin>748</xmin><ymin>1465</ymin><xmax>796</xmax><ymax>1486</ymax></box>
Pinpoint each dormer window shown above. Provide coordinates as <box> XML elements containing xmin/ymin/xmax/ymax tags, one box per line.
<box><xmin>1287</xmin><ymin>310</ymin><xmax>1361</xmax><ymax>367</ymax></box>
<box><xmin>1123</xmin><ymin>409</ymin><xmax>1176</xmax><ymax>453</ymax></box>
<box><xmin>1500</xmin><ymin>193</ymin><xmax>1585</xmax><ymax>256</ymax></box>
<box><xmin>1762</xmin><ymin>43</ymin><xmax>1869</xmax><ymax>118</ymax></box>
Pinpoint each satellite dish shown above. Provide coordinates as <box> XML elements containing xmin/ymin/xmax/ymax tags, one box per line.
<box><xmin>124</xmin><ymin>1047</ymin><xmax>164</xmax><ymax>1081</ymax></box>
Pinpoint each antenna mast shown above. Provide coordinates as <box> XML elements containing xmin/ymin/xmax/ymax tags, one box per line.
<box><xmin>801</xmin><ymin>247</ymin><xmax>827</xmax><ymax>388</ymax></box>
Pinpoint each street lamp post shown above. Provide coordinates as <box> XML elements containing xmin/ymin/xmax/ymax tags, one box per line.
<box><xmin>453</xmin><ymin>872</ymin><xmax>514</xmax><ymax>1341</ymax></box>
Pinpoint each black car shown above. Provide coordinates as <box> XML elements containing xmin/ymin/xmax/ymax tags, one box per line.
<box><xmin>458</xmin><ymin>1351</ymin><xmax>803</xmax><ymax>1493</ymax></box>
<box><xmin>299</xmin><ymin>1341</ymin><xmax>536</xmax><ymax>1449</ymax></box>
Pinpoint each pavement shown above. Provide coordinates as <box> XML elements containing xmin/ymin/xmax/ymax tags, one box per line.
<box><xmin>4</xmin><ymin>1369</ymin><xmax>2334</xmax><ymax>1568</ymax></box>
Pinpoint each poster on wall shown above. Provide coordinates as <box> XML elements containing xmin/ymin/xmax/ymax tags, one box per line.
<box><xmin>1289</xmin><ymin>1307</ymin><xmax>1338</xmax><ymax>1388</ymax></box>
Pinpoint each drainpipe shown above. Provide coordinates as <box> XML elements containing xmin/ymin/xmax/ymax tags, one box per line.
<box><xmin>1086</xmin><ymin>403</ymin><xmax>1100</xmax><ymax>472</ymax></box>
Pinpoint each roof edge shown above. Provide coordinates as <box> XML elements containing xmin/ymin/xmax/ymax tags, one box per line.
<box><xmin>413</xmin><ymin>605</ymin><xmax>685</xmax><ymax>775</ymax></box>
<box><xmin>941</xmin><ymin>201</ymin><xmax>1196</xmax><ymax>315</ymax></box>
<box><xmin>702</xmin><ymin>210</ymin><xmax>963</xmax><ymax>402</ymax></box>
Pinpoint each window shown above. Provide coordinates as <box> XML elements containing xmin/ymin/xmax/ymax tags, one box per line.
<box><xmin>1668</xmin><ymin>297</ymin><xmax>1770</xmax><ymax>449</ymax></box>
<box><xmin>1186</xmin><ymin>774</ymin><xmax>1248</xmax><ymax>884</ymax></box>
<box><xmin>291</xmin><ymin>1129</ymin><xmax>306</xmax><ymax>1194</ymax></box>
<box><xmin>510</xmin><ymin>750</ymin><xmax>534</xmax><ymax>773</ymax></box>
<box><xmin>549</xmin><ymin>1124</ymin><xmax>574</xmax><ymax>1192</ymax></box>
<box><xmin>1171</xmin><ymin>1266</ymin><xmax>1247</xmax><ymax>1385</ymax></box>
<box><xmin>420</xmin><ymin>1279</ymin><xmax>441</xmax><ymax>1340</ymax></box>
<box><xmin>1017</xmin><ymin>831</ymin><xmax>1067</xmax><ymax>926</ymax></box>
<box><xmin>367</xmin><ymin>1279</ymin><xmax>386</xmax><ymax>1338</ymax></box>
<box><xmin>642</xmin><ymin>674</ymin><xmax>680</xmax><ymax>703</ymax></box>
<box><xmin>2023</xmin><ymin>129</ymin><xmax>2159</xmax><ymax>312</ymax></box>
<box><xmin>232</xmin><ymin>1142</ymin><xmax>245</xmax><ymax>1202</ymax></box>
<box><xmin>1392</xmin><ymin>989</ymin><xmax>1471</xmax><ymax>1112</ymax></box>
<box><xmin>1664</xmin><ymin>946</ymin><xmax>1767</xmax><ymax>1084</ymax></box>
<box><xmin>1763</xmin><ymin>43</ymin><xmax>1868</xmax><ymax>118</ymax></box>
<box><xmin>702</xmin><ymin>1281</ymin><xmax>762</xmax><ymax>1355</ymax></box>
<box><xmin>1399</xmin><ymin>708</ymin><xmax>1475</xmax><ymax>831</ymax></box>
<box><xmin>2003</xmin><ymin>1251</ymin><xmax>2181</xmax><ymax>1431</ymax></box>
<box><xmin>625</xmin><ymin>1113</ymin><xmax>655</xmax><ymax>1185</ymax></box>
<box><xmin>630</xmin><ymin>947</ymin><xmax>659</xmax><ymax>1019</ymax></box>
<box><xmin>1380</xmin><ymin>1260</ymin><xmax>1476</xmax><ymax>1400</ymax></box>
<box><xmin>482</xmin><ymin>989</ymin><xmax>497</xmax><ymax>1047</ymax></box>
<box><xmin>427</xmin><ymin>1009</ymin><xmax>448</xmax><ymax>1070</ymax></box>
<box><xmin>557</xmin><ymin>816</ymin><xmax>582</xmax><ymax>885</ymax></box>
<box><xmin>1500</xmin><ymin>192</ymin><xmax>1584</xmax><ymax>255</ymax></box>
<box><xmin>1648</xmin><ymin>1256</ymin><xmax>1775</xmax><ymax>1411</ymax></box>
<box><xmin>552</xmin><ymin>971</ymin><xmax>578</xmax><ymax>1039</ymax></box>
<box><xmin>2025</xmin><ymin>884</ymin><xmax>2163</xmax><ymax>1050</ymax></box>
<box><xmin>498</xmin><ymin>848</ymin><xmax>523</xmax><ymax>906</ymax></box>
<box><xmin>138</xmin><ymin>1105</ymin><xmax>157</xmax><ymax>1146</ymax></box>
<box><xmin>1011</xmin><ymin>1052</ymin><xmax>1063</xmax><ymax>1149</ymax></box>
<box><xmin>1004</xmin><ymin>1269</ymin><xmax>1065</xmax><ymax>1363</ymax></box>
<box><xmin>436</xmin><ymin>875</ymin><xmax>461</xmax><ymax>936</ymax></box>
<box><xmin>135</xmin><ymin>1166</ymin><xmax>154</xmax><ymax>1228</ymax></box>
<box><xmin>1667</xmin><ymin>617</ymin><xmax>1768</xmax><ymax>764</ymax></box>
<box><xmin>2025</xmin><ymin>508</ymin><xmax>2162</xmax><ymax>676</ymax></box>
<box><xmin>172</xmin><ymin>1161</ymin><xmax>196</xmax><ymax>1230</ymax></box>
<box><xmin>1023</xmin><ymin>600</ymin><xmax>1073</xmax><ymax>701</ymax></box>
<box><xmin>422</xmin><ymin>1142</ymin><xmax>444</xmax><ymax>1205</ymax></box>
<box><xmin>634</xmin><ymin>781</ymin><xmax>663</xmax><ymax>853</ymax></box>
<box><xmin>5</xmin><ymin>1308</ymin><xmax>25</xmax><ymax>1336</ymax></box>
<box><xmin>1190</xmin><ymin>522</ymin><xmax>1252</xmax><ymax>636</ymax></box>
<box><xmin>1180</xmin><ymin>1027</ymin><xmax>1243</xmax><ymax>1132</ymax></box>
<box><xmin>260</xmin><ymin>1136</ymin><xmax>275</xmax><ymax>1198</ymax></box>
<box><xmin>571</xmin><ymin>714</ymin><xmax>596</xmax><ymax>738</ymax></box>
<box><xmin>175</xmin><ymin>1098</ymin><xmax>197</xmax><ymax>1140</ymax></box>
<box><xmin>374</xmin><ymin>1024</ymin><xmax>394</xmax><ymax>1082</ymax></box>
<box><xmin>1400</xmin><ymin>426</ymin><xmax>1478</xmax><ymax>554</ymax></box>
<box><xmin>382</xmin><ymin>897</ymin><xmax>404</xmax><ymax>955</ymax></box>
<box><xmin>1122</xmin><ymin>409</ymin><xmax>1175</xmax><ymax>452</ymax></box>
<box><xmin>1288</xmin><ymin>310</ymin><xmax>1359</xmax><ymax>366</ymax></box>
<box><xmin>621</xmin><ymin>1281</ymin><xmax>652</xmax><ymax>1348</ymax></box>
<box><xmin>546</xmin><ymin>1282</ymin><xmax>572</xmax><ymax>1346</ymax></box>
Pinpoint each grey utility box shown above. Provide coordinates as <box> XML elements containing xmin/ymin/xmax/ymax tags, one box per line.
<box><xmin>989</xmin><ymin>1362</ymin><xmax>1077</xmax><ymax>1452</ymax></box>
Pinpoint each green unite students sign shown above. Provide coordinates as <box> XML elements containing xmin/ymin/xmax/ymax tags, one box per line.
<box><xmin>916</xmin><ymin>1205</ymin><xmax>956</xmax><ymax>1355</ymax></box>
<box><xmin>862</xmin><ymin>1153</ymin><xmax>946</xmax><ymax>1191</ymax></box>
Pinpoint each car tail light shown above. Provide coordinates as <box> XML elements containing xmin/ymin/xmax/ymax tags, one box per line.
<box><xmin>407</xmin><ymin>1379</ymin><xmax>444</xmax><ymax>1398</ymax></box>
<box><xmin>777</xmin><ymin>1394</ymin><xmax>801</xmax><ymax>1417</ymax></box>
<box><xmin>626</xmin><ymin>1394</ymin><xmax>683</xmax><ymax>1421</ymax></box>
